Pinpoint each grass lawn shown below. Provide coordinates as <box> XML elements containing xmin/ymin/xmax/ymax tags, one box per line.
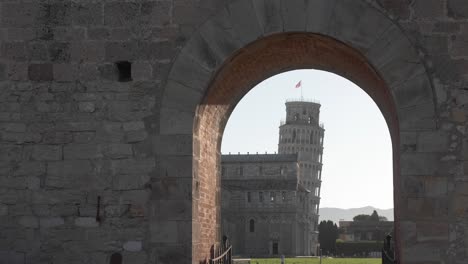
<box><xmin>248</xmin><ymin>258</ymin><xmax>381</xmax><ymax>264</ymax></box>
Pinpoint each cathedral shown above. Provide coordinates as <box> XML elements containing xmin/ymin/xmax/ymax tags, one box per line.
<box><xmin>221</xmin><ymin>100</ymin><xmax>324</xmax><ymax>257</ymax></box>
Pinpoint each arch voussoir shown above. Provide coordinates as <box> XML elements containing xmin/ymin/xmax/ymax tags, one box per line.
<box><xmin>167</xmin><ymin>51</ymin><xmax>212</xmax><ymax>95</ymax></box>
<box><xmin>227</xmin><ymin>0</ymin><xmax>264</xmax><ymax>46</ymax></box>
<box><xmin>280</xmin><ymin>0</ymin><xmax>307</xmax><ymax>32</ymax></box>
<box><xmin>252</xmin><ymin>0</ymin><xmax>283</xmax><ymax>35</ymax></box>
<box><xmin>327</xmin><ymin>1</ymin><xmax>393</xmax><ymax>52</ymax></box>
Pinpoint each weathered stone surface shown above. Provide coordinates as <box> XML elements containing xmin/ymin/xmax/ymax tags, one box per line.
<box><xmin>448</xmin><ymin>0</ymin><xmax>468</xmax><ymax>18</ymax></box>
<box><xmin>0</xmin><ymin>0</ymin><xmax>465</xmax><ymax>263</ymax></box>
<box><xmin>74</xmin><ymin>217</ymin><xmax>99</xmax><ymax>227</ymax></box>
<box><xmin>150</xmin><ymin>221</ymin><xmax>178</xmax><ymax>243</ymax></box>
<box><xmin>252</xmin><ymin>0</ymin><xmax>283</xmax><ymax>35</ymax></box>
<box><xmin>227</xmin><ymin>0</ymin><xmax>263</xmax><ymax>45</ymax></box>
<box><xmin>39</xmin><ymin>217</ymin><xmax>64</xmax><ymax>228</ymax></box>
<box><xmin>28</xmin><ymin>64</ymin><xmax>53</xmax><ymax>81</ymax></box>
<box><xmin>123</xmin><ymin>241</ymin><xmax>142</xmax><ymax>252</ymax></box>
<box><xmin>18</xmin><ymin>216</ymin><xmax>38</xmax><ymax>228</ymax></box>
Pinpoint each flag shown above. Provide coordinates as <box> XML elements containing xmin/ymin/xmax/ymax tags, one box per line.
<box><xmin>295</xmin><ymin>81</ymin><xmax>302</xmax><ymax>88</ymax></box>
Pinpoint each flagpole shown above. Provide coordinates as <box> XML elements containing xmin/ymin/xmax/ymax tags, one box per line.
<box><xmin>301</xmin><ymin>81</ymin><xmax>303</xmax><ymax>101</ymax></box>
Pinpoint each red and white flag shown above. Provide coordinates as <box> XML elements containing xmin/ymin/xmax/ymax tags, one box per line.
<box><xmin>295</xmin><ymin>80</ymin><xmax>302</xmax><ymax>88</ymax></box>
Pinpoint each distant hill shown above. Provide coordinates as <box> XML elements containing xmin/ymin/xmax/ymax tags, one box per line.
<box><xmin>319</xmin><ymin>206</ymin><xmax>394</xmax><ymax>225</ymax></box>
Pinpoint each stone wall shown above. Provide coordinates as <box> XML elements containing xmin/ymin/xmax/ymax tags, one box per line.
<box><xmin>0</xmin><ymin>0</ymin><xmax>467</xmax><ymax>264</ymax></box>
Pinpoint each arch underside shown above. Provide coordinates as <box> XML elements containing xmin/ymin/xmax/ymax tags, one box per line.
<box><xmin>158</xmin><ymin>1</ymin><xmax>437</xmax><ymax>263</ymax></box>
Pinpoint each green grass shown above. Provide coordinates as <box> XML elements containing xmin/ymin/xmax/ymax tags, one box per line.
<box><xmin>248</xmin><ymin>258</ymin><xmax>381</xmax><ymax>264</ymax></box>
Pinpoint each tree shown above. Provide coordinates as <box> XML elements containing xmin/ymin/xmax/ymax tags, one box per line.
<box><xmin>369</xmin><ymin>210</ymin><xmax>380</xmax><ymax>221</ymax></box>
<box><xmin>318</xmin><ymin>220</ymin><xmax>339</xmax><ymax>255</ymax></box>
<box><xmin>352</xmin><ymin>214</ymin><xmax>370</xmax><ymax>221</ymax></box>
<box><xmin>379</xmin><ymin>216</ymin><xmax>388</xmax><ymax>221</ymax></box>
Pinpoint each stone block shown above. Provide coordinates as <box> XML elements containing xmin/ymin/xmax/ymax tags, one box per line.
<box><xmin>72</xmin><ymin>3</ymin><xmax>103</xmax><ymax>26</ymax></box>
<box><xmin>140</xmin><ymin>1</ymin><xmax>171</xmax><ymax>26</ymax></box>
<box><xmin>418</xmin><ymin>131</ymin><xmax>450</xmax><ymax>153</ymax></box>
<box><xmin>329</xmin><ymin>1</ymin><xmax>391</xmax><ymax>51</ymax></box>
<box><xmin>119</xmin><ymin>190</ymin><xmax>150</xmax><ymax>205</ymax></box>
<box><xmin>110</xmin><ymin>158</ymin><xmax>154</xmax><ymax>175</ymax></box>
<box><xmin>156</xmin><ymin>155</ymin><xmax>193</xmax><ymax>179</ymax></box>
<box><xmin>416</xmin><ymin>221</ymin><xmax>448</xmax><ymax>242</ymax></box>
<box><xmin>71</xmin><ymin>41</ymin><xmax>105</xmax><ymax>62</ymax></box>
<box><xmin>151</xmin><ymin>178</ymin><xmax>192</xmax><ymax>201</ymax></box>
<box><xmin>228</xmin><ymin>0</ymin><xmax>263</xmax><ymax>45</ymax></box>
<box><xmin>398</xmin><ymin>103</ymin><xmax>437</xmax><ymax>131</ymax></box>
<box><xmin>367</xmin><ymin>26</ymin><xmax>425</xmax><ymax>88</ymax></box>
<box><xmin>78</xmin><ymin>102</ymin><xmax>95</xmax><ymax>113</ymax></box>
<box><xmin>40</xmin><ymin>217</ymin><xmax>65</xmax><ymax>228</ymax></box>
<box><xmin>151</xmin><ymin>245</ymin><xmax>190</xmax><ymax>264</ymax></box>
<box><xmin>0</xmin><ymin>251</ymin><xmax>24</xmax><ymax>264</ymax></box>
<box><xmin>132</xmin><ymin>62</ymin><xmax>152</xmax><ymax>81</ymax></box>
<box><xmin>1</xmin><ymin>3</ymin><xmax>42</xmax><ymax>27</ymax></box>
<box><xmin>19</xmin><ymin>216</ymin><xmax>39</xmax><ymax>228</ymax></box>
<box><xmin>160</xmin><ymin>107</ymin><xmax>194</xmax><ymax>135</ymax></box>
<box><xmin>450</xmin><ymin>35</ymin><xmax>468</xmax><ymax>57</ymax></box>
<box><xmin>162</xmin><ymin>80</ymin><xmax>203</xmax><ymax>112</ymax></box>
<box><xmin>281</xmin><ymin>0</ymin><xmax>307</xmax><ymax>32</ymax></box>
<box><xmin>413</xmin><ymin>0</ymin><xmax>444</xmax><ymax>19</ymax></box>
<box><xmin>31</xmin><ymin>145</ymin><xmax>62</xmax><ymax>161</ymax></box>
<box><xmin>53</xmin><ymin>64</ymin><xmax>77</xmax><ymax>82</ymax></box>
<box><xmin>113</xmin><ymin>173</ymin><xmax>149</xmax><ymax>191</ymax></box>
<box><xmin>253</xmin><ymin>0</ymin><xmax>283</xmax><ymax>35</ymax></box>
<box><xmin>401</xmin><ymin>153</ymin><xmax>439</xmax><ymax>175</ymax></box>
<box><xmin>123</xmin><ymin>241</ymin><xmax>142</xmax><ymax>252</ymax></box>
<box><xmin>123</xmin><ymin>121</ymin><xmax>145</xmax><ymax>132</ymax></box>
<box><xmin>104</xmin><ymin>2</ymin><xmax>141</xmax><ymax>27</ymax></box>
<box><xmin>103</xmin><ymin>144</ymin><xmax>133</xmax><ymax>159</ymax></box>
<box><xmin>448</xmin><ymin>0</ymin><xmax>468</xmax><ymax>18</ymax></box>
<box><xmin>8</xmin><ymin>63</ymin><xmax>28</xmax><ymax>81</ymax></box>
<box><xmin>104</xmin><ymin>41</ymin><xmax>136</xmax><ymax>62</ymax></box>
<box><xmin>125</xmin><ymin>130</ymin><xmax>148</xmax><ymax>143</ymax></box>
<box><xmin>46</xmin><ymin>160</ymin><xmax>93</xmax><ymax>188</ymax></box>
<box><xmin>122</xmin><ymin>252</ymin><xmax>147</xmax><ymax>263</ymax></box>
<box><xmin>74</xmin><ymin>217</ymin><xmax>99</xmax><ymax>227</ymax></box>
<box><xmin>183</xmin><ymin>33</ymin><xmax>219</xmax><ymax>71</ymax></box>
<box><xmin>28</xmin><ymin>64</ymin><xmax>53</xmax><ymax>82</ymax></box>
<box><xmin>200</xmin><ymin>12</ymin><xmax>242</xmax><ymax>62</ymax></box>
<box><xmin>151</xmin><ymin>200</ymin><xmax>192</xmax><ymax>221</ymax></box>
<box><xmin>63</xmin><ymin>144</ymin><xmax>102</xmax><ymax>160</ymax></box>
<box><xmin>43</xmin><ymin>131</ymin><xmax>73</xmax><ymax>144</ymax></box>
<box><xmin>0</xmin><ymin>204</ymin><xmax>8</xmax><ymax>216</ymax></box>
<box><xmin>28</xmin><ymin>42</ymin><xmax>48</xmax><ymax>61</ymax></box>
<box><xmin>153</xmin><ymin>135</ymin><xmax>193</xmax><ymax>155</ymax></box>
<box><xmin>392</xmin><ymin>73</ymin><xmax>433</xmax><ymax>109</ymax></box>
<box><xmin>48</xmin><ymin>42</ymin><xmax>71</xmax><ymax>63</ymax></box>
<box><xmin>168</xmin><ymin>51</ymin><xmax>211</xmax><ymax>93</ymax></box>
<box><xmin>306</xmin><ymin>0</ymin><xmax>335</xmax><ymax>33</ymax></box>
<box><xmin>150</xmin><ymin>221</ymin><xmax>178</xmax><ymax>243</ymax></box>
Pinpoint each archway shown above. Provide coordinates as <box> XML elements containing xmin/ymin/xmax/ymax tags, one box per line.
<box><xmin>158</xmin><ymin>1</ymin><xmax>436</xmax><ymax>263</ymax></box>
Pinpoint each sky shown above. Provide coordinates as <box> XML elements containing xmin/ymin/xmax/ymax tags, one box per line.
<box><xmin>221</xmin><ymin>69</ymin><xmax>393</xmax><ymax>210</ymax></box>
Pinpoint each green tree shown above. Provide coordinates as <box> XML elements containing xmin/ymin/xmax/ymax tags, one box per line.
<box><xmin>352</xmin><ymin>214</ymin><xmax>370</xmax><ymax>221</ymax></box>
<box><xmin>369</xmin><ymin>210</ymin><xmax>380</xmax><ymax>221</ymax></box>
<box><xmin>318</xmin><ymin>220</ymin><xmax>339</xmax><ymax>255</ymax></box>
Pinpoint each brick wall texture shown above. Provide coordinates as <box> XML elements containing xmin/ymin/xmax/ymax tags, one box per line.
<box><xmin>0</xmin><ymin>0</ymin><xmax>467</xmax><ymax>264</ymax></box>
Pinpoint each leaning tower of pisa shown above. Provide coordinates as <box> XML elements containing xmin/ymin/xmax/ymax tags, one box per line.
<box><xmin>278</xmin><ymin>99</ymin><xmax>325</xmax><ymax>255</ymax></box>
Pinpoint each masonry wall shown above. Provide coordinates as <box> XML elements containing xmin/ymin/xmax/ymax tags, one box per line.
<box><xmin>0</xmin><ymin>0</ymin><xmax>467</xmax><ymax>264</ymax></box>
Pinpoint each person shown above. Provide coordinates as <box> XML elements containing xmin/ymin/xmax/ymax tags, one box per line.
<box><xmin>280</xmin><ymin>254</ymin><xmax>285</xmax><ymax>264</ymax></box>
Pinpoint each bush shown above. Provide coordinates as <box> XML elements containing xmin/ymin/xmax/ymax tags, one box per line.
<box><xmin>335</xmin><ymin>241</ymin><xmax>383</xmax><ymax>257</ymax></box>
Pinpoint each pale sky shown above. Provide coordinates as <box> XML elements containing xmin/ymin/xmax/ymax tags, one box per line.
<box><xmin>221</xmin><ymin>69</ymin><xmax>393</xmax><ymax>209</ymax></box>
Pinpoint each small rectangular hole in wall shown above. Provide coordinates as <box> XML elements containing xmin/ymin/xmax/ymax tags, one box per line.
<box><xmin>116</xmin><ymin>61</ymin><xmax>132</xmax><ymax>82</ymax></box>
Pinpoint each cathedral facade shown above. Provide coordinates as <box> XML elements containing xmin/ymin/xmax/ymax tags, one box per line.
<box><xmin>221</xmin><ymin>100</ymin><xmax>324</xmax><ymax>257</ymax></box>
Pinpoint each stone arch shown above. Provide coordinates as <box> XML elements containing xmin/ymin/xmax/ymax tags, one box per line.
<box><xmin>157</xmin><ymin>0</ymin><xmax>436</xmax><ymax>263</ymax></box>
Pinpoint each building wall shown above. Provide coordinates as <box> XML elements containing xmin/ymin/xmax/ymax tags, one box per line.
<box><xmin>0</xmin><ymin>1</ymin><xmax>466</xmax><ymax>263</ymax></box>
<box><xmin>221</xmin><ymin>156</ymin><xmax>301</xmax><ymax>257</ymax></box>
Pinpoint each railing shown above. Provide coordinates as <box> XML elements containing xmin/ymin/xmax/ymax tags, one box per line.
<box><xmin>382</xmin><ymin>234</ymin><xmax>397</xmax><ymax>264</ymax></box>
<box><xmin>209</xmin><ymin>237</ymin><xmax>232</xmax><ymax>264</ymax></box>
